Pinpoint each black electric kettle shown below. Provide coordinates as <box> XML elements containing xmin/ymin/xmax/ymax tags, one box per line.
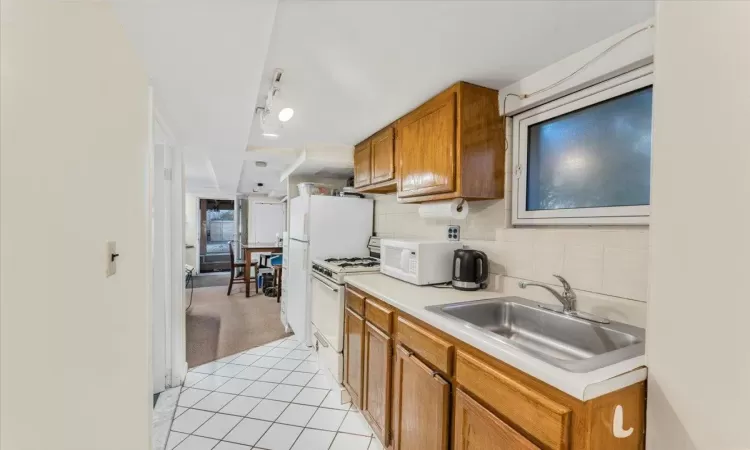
<box><xmin>451</xmin><ymin>249</ymin><xmax>489</xmax><ymax>291</ymax></box>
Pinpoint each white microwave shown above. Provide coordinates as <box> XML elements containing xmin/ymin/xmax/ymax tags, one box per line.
<box><xmin>380</xmin><ymin>239</ymin><xmax>462</xmax><ymax>285</ymax></box>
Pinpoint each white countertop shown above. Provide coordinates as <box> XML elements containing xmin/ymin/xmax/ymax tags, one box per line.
<box><xmin>344</xmin><ymin>273</ymin><xmax>646</xmax><ymax>401</ymax></box>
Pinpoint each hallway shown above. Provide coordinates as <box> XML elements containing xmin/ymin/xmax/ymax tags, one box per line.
<box><xmin>168</xmin><ymin>336</ymin><xmax>382</xmax><ymax>450</ymax></box>
<box><xmin>186</xmin><ymin>286</ymin><xmax>291</xmax><ymax>368</ymax></box>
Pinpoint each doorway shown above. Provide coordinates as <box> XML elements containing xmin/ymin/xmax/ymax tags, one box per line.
<box><xmin>184</xmin><ymin>197</ymin><xmax>290</xmax><ymax>368</ymax></box>
<box><xmin>199</xmin><ymin>199</ymin><xmax>235</xmax><ymax>274</ymax></box>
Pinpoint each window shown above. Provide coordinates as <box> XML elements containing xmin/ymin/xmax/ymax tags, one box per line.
<box><xmin>512</xmin><ymin>66</ymin><xmax>653</xmax><ymax>225</ymax></box>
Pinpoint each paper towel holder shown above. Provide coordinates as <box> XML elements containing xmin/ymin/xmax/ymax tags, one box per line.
<box><xmin>456</xmin><ymin>199</ymin><xmax>466</xmax><ymax>213</ymax></box>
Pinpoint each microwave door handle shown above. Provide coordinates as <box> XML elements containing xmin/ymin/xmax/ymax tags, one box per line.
<box><xmin>400</xmin><ymin>249</ymin><xmax>410</xmax><ymax>272</ymax></box>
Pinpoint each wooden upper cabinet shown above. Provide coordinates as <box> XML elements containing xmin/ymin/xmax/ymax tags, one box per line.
<box><xmin>453</xmin><ymin>388</ymin><xmax>541</xmax><ymax>450</ymax></box>
<box><xmin>397</xmin><ymin>90</ymin><xmax>456</xmax><ymax>198</ymax></box>
<box><xmin>370</xmin><ymin>127</ymin><xmax>396</xmax><ymax>184</ymax></box>
<box><xmin>353</xmin><ymin>141</ymin><xmax>372</xmax><ymax>188</ymax></box>
<box><xmin>396</xmin><ymin>82</ymin><xmax>504</xmax><ymax>203</ymax></box>
<box><xmin>391</xmin><ymin>344</ymin><xmax>450</xmax><ymax>450</ymax></box>
<box><xmin>362</xmin><ymin>322</ymin><xmax>393</xmax><ymax>445</ymax></box>
<box><xmin>343</xmin><ymin>307</ymin><xmax>365</xmax><ymax>408</ymax></box>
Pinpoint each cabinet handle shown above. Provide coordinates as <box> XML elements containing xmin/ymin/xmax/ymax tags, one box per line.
<box><xmin>613</xmin><ymin>405</ymin><xmax>634</xmax><ymax>438</ymax></box>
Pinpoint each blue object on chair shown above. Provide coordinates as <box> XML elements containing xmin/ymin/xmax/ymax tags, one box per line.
<box><xmin>268</xmin><ymin>254</ymin><xmax>283</xmax><ymax>266</ymax></box>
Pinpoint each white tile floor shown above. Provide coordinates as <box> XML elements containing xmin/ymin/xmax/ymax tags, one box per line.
<box><xmin>167</xmin><ymin>336</ymin><xmax>382</xmax><ymax>450</ymax></box>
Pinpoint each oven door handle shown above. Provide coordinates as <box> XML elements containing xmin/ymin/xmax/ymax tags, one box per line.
<box><xmin>314</xmin><ymin>331</ymin><xmax>330</xmax><ymax>348</ymax></box>
<box><xmin>312</xmin><ymin>273</ymin><xmax>339</xmax><ymax>292</ymax></box>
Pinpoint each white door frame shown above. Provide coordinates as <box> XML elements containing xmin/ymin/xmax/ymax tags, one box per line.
<box><xmin>151</xmin><ymin>142</ymin><xmax>168</xmax><ymax>394</ymax></box>
<box><xmin>152</xmin><ymin>107</ymin><xmax>187</xmax><ymax>391</ymax></box>
<box><xmin>169</xmin><ymin>144</ymin><xmax>186</xmax><ymax>386</ymax></box>
<box><xmin>193</xmin><ymin>196</ymin><xmax>202</xmax><ymax>274</ymax></box>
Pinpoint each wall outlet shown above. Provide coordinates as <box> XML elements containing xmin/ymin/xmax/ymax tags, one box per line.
<box><xmin>447</xmin><ymin>225</ymin><xmax>460</xmax><ymax>241</ymax></box>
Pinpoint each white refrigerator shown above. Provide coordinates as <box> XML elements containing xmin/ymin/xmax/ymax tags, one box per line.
<box><xmin>287</xmin><ymin>195</ymin><xmax>374</xmax><ymax>346</ymax></box>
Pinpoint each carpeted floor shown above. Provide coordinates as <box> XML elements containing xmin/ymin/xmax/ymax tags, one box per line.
<box><xmin>190</xmin><ymin>273</ymin><xmax>231</xmax><ymax>288</ymax></box>
<box><xmin>185</xmin><ymin>285</ymin><xmax>291</xmax><ymax>368</ymax></box>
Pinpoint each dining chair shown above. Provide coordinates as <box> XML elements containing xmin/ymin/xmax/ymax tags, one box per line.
<box><xmin>228</xmin><ymin>241</ymin><xmax>257</xmax><ymax>296</ymax></box>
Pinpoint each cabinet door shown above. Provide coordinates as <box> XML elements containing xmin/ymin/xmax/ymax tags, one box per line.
<box><xmin>343</xmin><ymin>307</ymin><xmax>365</xmax><ymax>408</ymax></box>
<box><xmin>363</xmin><ymin>322</ymin><xmax>393</xmax><ymax>445</ymax></box>
<box><xmin>391</xmin><ymin>344</ymin><xmax>450</xmax><ymax>450</ymax></box>
<box><xmin>453</xmin><ymin>388</ymin><xmax>540</xmax><ymax>450</ymax></box>
<box><xmin>371</xmin><ymin>127</ymin><xmax>395</xmax><ymax>184</ymax></box>
<box><xmin>354</xmin><ymin>141</ymin><xmax>372</xmax><ymax>188</ymax></box>
<box><xmin>397</xmin><ymin>91</ymin><xmax>456</xmax><ymax>198</ymax></box>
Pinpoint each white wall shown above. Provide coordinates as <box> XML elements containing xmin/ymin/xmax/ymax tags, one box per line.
<box><xmin>646</xmin><ymin>2</ymin><xmax>750</xmax><ymax>449</ymax></box>
<box><xmin>375</xmin><ymin>20</ymin><xmax>655</xmax><ymax>327</ymax></box>
<box><xmin>246</xmin><ymin>196</ymin><xmax>285</xmax><ymax>244</ymax></box>
<box><xmin>0</xmin><ymin>1</ymin><xmax>152</xmax><ymax>449</ymax></box>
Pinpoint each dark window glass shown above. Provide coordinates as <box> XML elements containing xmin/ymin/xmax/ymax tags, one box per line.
<box><xmin>526</xmin><ymin>86</ymin><xmax>652</xmax><ymax>211</ymax></box>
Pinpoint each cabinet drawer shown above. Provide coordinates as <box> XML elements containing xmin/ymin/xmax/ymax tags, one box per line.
<box><xmin>455</xmin><ymin>351</ymin><xmax>571</xmax><ymax>450</ymax></box>
<box><xmin>365</xmin><ymin>298</ymin><xmax>393</xmax><ymax>334</ymax></box>
<box><xmin>345</xmin><ymin>287</ymin><xmax>366</xmax><ymax>316</ymax></box>
<box><xmin>396</xmin><ymin>316</ymin><xmax>453</xmax><ymax>375</ymax></box>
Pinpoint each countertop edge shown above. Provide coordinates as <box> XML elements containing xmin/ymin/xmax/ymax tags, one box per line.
<box><xmin>344</xmin><ymin>274</ymin><xmax>647</xmax><ymax>402</ymax></box>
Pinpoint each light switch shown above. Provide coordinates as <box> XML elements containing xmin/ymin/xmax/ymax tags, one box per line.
<box><xmin>106</xmin><ymin>241</ymin><xmax>117</xmax><ymax>277</ymax></box>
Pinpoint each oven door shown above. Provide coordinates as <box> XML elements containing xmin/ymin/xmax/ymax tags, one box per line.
<box><xmin>311</xmin><ymin>273</ymin><xmax>344</xmax><ymax>353</ymax></box>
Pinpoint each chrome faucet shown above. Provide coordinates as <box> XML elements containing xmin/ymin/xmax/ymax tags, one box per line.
<box><xmin>518</xmin><ymin>275</ymin><xmax>610</xmax><ymax>324</ymax></box>
<box><xmin>519</xmin><ymin>274</ymin><xmax>576</xmax><ymax>313</ymax></box>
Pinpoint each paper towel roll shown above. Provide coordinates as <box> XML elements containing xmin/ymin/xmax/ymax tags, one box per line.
<box><xmin>418</xmin><ymin>198</ymin><xmax>469</xmax><ymax>220</ymax></box>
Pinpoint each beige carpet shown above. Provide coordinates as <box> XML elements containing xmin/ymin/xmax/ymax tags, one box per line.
<box><xmin>186</xmin><ymin>285</ymin><xmax>291</xmax><ymax>368</ymax></box>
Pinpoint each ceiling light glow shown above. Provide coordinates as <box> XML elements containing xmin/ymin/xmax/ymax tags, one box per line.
<box><xmin>278</xmin><ymin>108</ymin><xmax>294</xmax><ymax>122</ymax></box>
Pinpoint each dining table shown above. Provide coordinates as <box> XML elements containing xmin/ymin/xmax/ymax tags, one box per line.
<box><xmin>242</xmin><ymin>243</ymin><xmax>283</xmax><ymax>298</ymax></box>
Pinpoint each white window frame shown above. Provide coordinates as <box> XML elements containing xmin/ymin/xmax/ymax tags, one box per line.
<box><xmin>512</xmin><ymin>65</ymin><xmax>653</xmax><ymax>226</ymax></box>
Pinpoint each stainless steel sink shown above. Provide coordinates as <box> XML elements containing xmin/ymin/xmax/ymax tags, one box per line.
<box><xmin>426</xmin><ymin>297</ymin><xmax>645</xmax><ymax>372</ymax></box>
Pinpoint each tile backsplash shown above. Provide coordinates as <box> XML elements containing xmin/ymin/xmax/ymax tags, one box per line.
<box><xmin>373</xmin><ymin>194</ymin><xmax>649</xmax><ymax>327</ymax></box>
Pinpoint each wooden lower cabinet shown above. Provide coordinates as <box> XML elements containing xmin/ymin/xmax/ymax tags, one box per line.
<box><xmin>363</xmin><ymin>322</ymin><xmax>393</xmax><ymax>444</ymax></box>
<box><xmin>453</xmin><ymin>388</ymin><xmax>540</xmax><ymax>450</ymax></box>
<box><xmin>342</xmin><ymin>285</ymin><xmax>646</xmax><ymax>450</ymax></box>
<box><xmin>343</xmin><ymin>307</ymin><xmax>365</xmax><ymax>408</ymax></box>
<box><xmin>391</xmin><ymin>344</ymin><xmax>451</xmax><ymax>450</ymax></box>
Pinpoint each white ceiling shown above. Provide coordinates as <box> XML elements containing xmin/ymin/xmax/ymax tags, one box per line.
<box><xmin>115</xmin><ymin>0</ymin><xmax>654</xmax><ymax>196</ymax></box>
<box><xmin>238</xmin><ymin>147</ymin><xmax>299</xmax><ymax>196</ymax></box>
<box><xmin>113</xmin><ymin>0</ymin><xmax>278</xmax><ymax>194</ymax></box>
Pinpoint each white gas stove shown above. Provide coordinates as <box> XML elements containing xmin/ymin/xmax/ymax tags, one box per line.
<box><xmin>311</xmin><ymin>256</ymin><xmax>380</xmax><ymax>284</ymax></box>
<box><xmin>309</xmin><ymin>237</ymin><xmax>380</xmax><ymax>392</ymax></box>
<box><xmin>311</xmin><ymin>236</ymin><xmax>381</xmax><ymax>284</ymax></box>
